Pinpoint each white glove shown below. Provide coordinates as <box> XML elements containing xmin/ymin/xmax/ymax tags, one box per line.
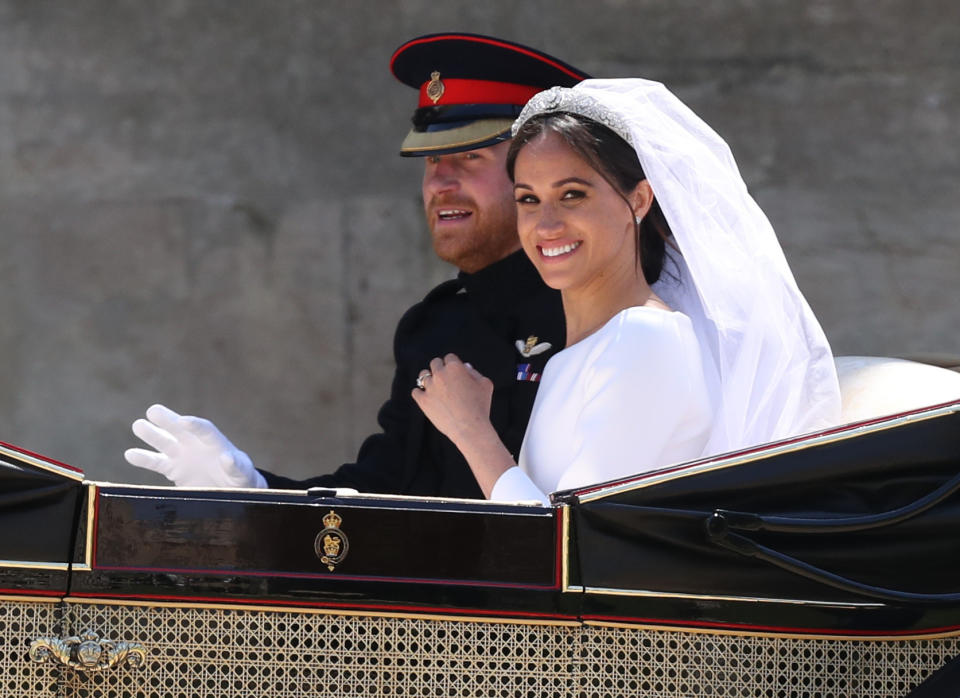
<box><xmin>124</xmin><ymin>404</ymin><xmax>267</xmax><ymax>489</ymax></box>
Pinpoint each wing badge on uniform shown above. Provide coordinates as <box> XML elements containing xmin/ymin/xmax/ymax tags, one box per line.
<box><xmin>516</xmin><ymin>335</ymin><xmax>551</xmax><ymax>358</ymax></box>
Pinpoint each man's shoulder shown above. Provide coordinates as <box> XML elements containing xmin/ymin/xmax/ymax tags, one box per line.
<box><xmin>421</xmin><ymin>277</ymin><xmax>465</xmax><ymax>305</ymax></box>
<box><xmin>392</xmin><ymin>278</ymin><xmax>466</xmax><ymax>341</ymax></box>
<box><xmin>399</xmin><ymin>278</ymin><xmax>463</xmax><ymax>319</ymax></box>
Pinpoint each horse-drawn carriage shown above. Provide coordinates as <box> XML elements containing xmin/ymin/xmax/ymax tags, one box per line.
<box><xmin>3</xmin><ymin>359</ymin><xmax>960</xmax><ymax>697</ymax></box>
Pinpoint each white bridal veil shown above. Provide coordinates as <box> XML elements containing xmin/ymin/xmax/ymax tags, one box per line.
<box><xmin>513</xmin><ymin>79</ymin><xmax>841</xmax><ymax>456</ymax></box>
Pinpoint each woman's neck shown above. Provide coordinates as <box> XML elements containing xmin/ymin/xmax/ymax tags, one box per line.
<box><xmin>562</xmin><ymin>272</ymin><xmax>666</xmax><ymax>346</ymax></box>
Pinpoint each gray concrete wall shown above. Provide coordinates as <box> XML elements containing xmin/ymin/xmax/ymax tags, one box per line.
<box><xmin>1</xmin><ymin>0</ymin><xmax>957</xmax><ymax>483</ymax></box>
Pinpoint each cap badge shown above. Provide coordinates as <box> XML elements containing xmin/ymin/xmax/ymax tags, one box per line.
<box><xmin>516</xmin><ymin>335</ymin><xmax>552</xmax><ymax>358</ymax></box>
<box><xmin>426</xmin><ymin>71</ymin><xmax>445</xmax><ymax>104</ymax></box>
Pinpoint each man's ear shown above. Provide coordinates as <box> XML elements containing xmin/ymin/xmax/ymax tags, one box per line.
<box><xmin>631</xmin><ymin>180</ymin><xmax>655</xmax><ymax>221</ymax></box>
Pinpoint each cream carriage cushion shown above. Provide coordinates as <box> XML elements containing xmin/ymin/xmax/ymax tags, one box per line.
<box><xmin>834</xmin><ymin>355</ymin><xmax>960</xmax><ymax>424</ymax></box>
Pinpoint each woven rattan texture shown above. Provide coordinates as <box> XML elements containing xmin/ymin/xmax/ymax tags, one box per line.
<box><xmin>0</xmin><ymin>600</ymin><xmax>61</xmax><ymax>698</ymax></box>
<box><xmin>63</xmin><ymin>603</ymin><xmax>578</xmax><ymax>697</ymax></box>
<box><xmin>5</xmin><ymin>600</ymin><xmax>956</xmax><ymax>697</ymax></box>
<box><xmin>580</xmin><ymin>625</ymin><xmax>960</xmax><ymax>697</ymax></box>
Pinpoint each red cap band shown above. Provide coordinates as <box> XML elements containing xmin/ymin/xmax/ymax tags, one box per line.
<box><xmin>418</xmin><ymin>78</ymin><xmax>542</xmax><ymax>108</ymax></box>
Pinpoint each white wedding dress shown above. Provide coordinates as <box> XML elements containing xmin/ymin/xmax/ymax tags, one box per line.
<box><xmin>485</xmin><ymin>79</ymin><xmax>843</xmax><ymax>504</ymax></box>
<box><xmin>490</xmin><ymin>306</ymin><xmax>716</xmax><ymax>504</ymax></box>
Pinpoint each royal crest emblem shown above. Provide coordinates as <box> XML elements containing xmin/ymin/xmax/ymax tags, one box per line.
<box><xmin>314</xmin><ymin>510</ymin><xmax>349</xmax><ymax>572</ymax></box>
<box><xmin>426</xmin><ymin>71</ymin><xmax>445</xmax><ymax>104</ymax></box>
<box><xmin>516</xmin><ymin>335</ymin><xmax>552</xmax><ymax>358</ymax></box>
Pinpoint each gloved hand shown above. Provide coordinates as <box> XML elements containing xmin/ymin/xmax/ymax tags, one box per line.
<box><xmin>124</xmin><ymin>404</ymin><xmax>268</xmax><ymax>489</ymax></box>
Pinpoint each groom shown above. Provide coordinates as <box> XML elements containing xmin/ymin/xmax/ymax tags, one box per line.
<box><xmin>126</xmin><ymin>33</ymin><xmax>589</xmax><ymax>498</ymax></box>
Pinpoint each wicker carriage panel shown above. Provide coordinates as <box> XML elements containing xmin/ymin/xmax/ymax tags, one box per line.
<box><xmin>63</xmin><ymin>603</ymin><xmax>579</xmax><ymax>698</ymax></box>
<box><xmin>41</xmin><ymin>602</ymin><xmax>960</xmax><ymax>698</ymax></box>
<box><xmin>0</xmin><ymin>600</ymin><xmax>62</xmax><ymax>698</ymax></box>
<box><xmin>580</xmin><ymin>625</ymin><xmax>960</xmax><ymax>698</ymax></box>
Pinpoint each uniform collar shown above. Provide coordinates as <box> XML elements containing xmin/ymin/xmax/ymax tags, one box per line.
<box><xmin>457</xmin><ymin>250</ymin><xmax>546</xmax><ymax>312</ymax></box>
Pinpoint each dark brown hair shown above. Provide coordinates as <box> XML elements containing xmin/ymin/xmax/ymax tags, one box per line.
<box><xmin>506</xmin><ymin>112</ymin><xmax>672</xmax><ymax>285</ymax></box>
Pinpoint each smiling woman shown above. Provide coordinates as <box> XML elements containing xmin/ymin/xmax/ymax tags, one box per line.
<box><xmin>412</xmin><ymin>79</ymin><xmax>841</xmax><ymax>504</ymax></box>
<box><xmin>509</xmin><ymin>122</ymin><xmax>665</xmax><ymax>344</ymax></box>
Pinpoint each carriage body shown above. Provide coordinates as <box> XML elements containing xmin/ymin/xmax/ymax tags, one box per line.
<box><xmin>2</xmin><ymin>400</ymin><xmax>959</xmax><ymax>697</ymax></box>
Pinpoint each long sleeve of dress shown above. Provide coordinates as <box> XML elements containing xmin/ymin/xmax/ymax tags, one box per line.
<box><xmin>490</xmin><ymin>309</ymin><xmax>713</xmax><ymax>504</ymax></box>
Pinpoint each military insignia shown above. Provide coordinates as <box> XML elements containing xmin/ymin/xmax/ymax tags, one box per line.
<box><xmin>516</xmin><ymin>363</ymin><xmax>541</xmax><ymax>383</ymax></box>
<box><xmin>516</xmin><ymin>335</ymin><xmax>552</xmax><ymax>358</ymax></box>
<box><xmin>314</xmin><ymin>510</ymin><xmax>349</xmax><ymax>572</ymax></box>
<box><xmin>426</xmin><ymin>71</ymin><xmax>445</xmax><ymax>104</ymax></box>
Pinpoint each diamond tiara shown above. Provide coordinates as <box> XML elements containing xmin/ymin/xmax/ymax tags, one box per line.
<box><xmin>512</xmin><ymin>86</ymin><xmax>635</xmax><ymax>148</ymax></box>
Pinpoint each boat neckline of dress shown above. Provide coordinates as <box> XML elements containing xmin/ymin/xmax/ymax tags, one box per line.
<box><xmin>566</xmin><ymin>304</ymin><xmax>684</xmax><ymax>350</ymax></box>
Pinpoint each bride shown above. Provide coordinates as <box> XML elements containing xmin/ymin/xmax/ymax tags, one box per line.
<box><xmin>411</xmin><ymin>79</ymin><xmax>841</xmax><ymax>504</ymax></box>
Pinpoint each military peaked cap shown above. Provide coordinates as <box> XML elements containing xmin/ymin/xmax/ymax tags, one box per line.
<box><xmin>390</xmin><ymin>32</ymin><xmax>590</xmax><ymax>157</ymax></box>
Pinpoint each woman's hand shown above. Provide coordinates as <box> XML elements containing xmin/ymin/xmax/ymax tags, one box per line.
<box><xmin>411</xmin><ymin>353</ymin><xmax>515</xmax><ymax>497</ymax></box>
<box><xmin>411</xmin><ymin>353</ymin><xmax>494</xmax><ymax>446</ymax></box>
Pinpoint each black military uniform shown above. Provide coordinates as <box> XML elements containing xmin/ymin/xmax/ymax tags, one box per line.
<box><xmin>262</xmin><ymin>250</ymin><xmax>564</xmax><ymax>498</ymax></box>
<box><xmin>262</xmin><ymin>34</ymin><xmax>587</xmax><ymax>498</ymax></box>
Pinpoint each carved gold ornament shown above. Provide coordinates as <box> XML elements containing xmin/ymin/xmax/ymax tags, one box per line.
<box><xmin>426</xmin><ymin>71</ymin><xmax>445</xmax><ymax>104</ymax></box>
<box><xmin>315</xmin><ymin>509</ymin><xmax>349</xmax><ymax>571</ymax></box>
<box><xmin>29</xmin><ymin>629</ymin><xmax>146</xmax><ymax>672</ymax></box>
